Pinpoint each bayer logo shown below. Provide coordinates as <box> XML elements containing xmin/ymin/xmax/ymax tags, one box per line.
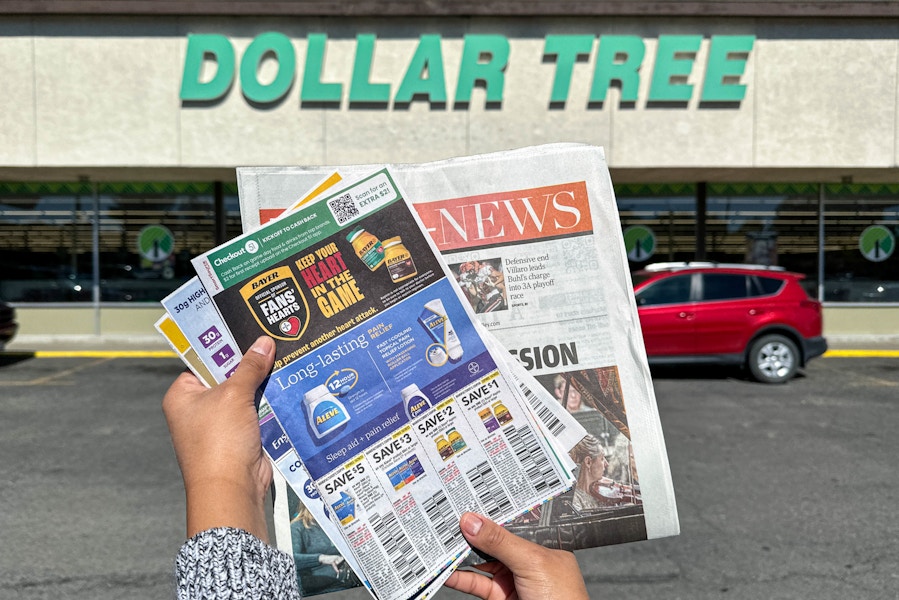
<box><xmin>245</xmin><ymin>239</ymin><xmax>260</xmax><ymax>254</ymax></box>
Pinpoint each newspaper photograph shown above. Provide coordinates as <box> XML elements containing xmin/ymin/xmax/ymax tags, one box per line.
<box><xmin>190</xmin><ymin>167</ymin><xmax>574</xmax><ymax>600</ymax></box>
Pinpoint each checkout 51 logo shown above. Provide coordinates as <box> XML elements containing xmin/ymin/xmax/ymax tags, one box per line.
<box><xmin>239</xmin><ymin>266</ymin><xmax>310</xmax><ymax>340</ymax></box>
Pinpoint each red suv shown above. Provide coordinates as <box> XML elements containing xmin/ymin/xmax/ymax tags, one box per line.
<box><xmin>632</xmin><ymin>263</ymin><xmax>827</xmax><ymax>383</ymax></box>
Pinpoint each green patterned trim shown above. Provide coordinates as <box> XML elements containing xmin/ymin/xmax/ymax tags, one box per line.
<box><xmin>708</xmin><ymin>182</ymin><xmax>819</xmax><ymax>196</ymax></box>
<box><xmin>0</xmin><ymin>182</ymin><xmax>240</xmax><ymax>196</ymax></box>
<box><xmin>617</xmin><ymin>182</ymin><xmax>899</xmax><ymax>197</ymax></box>
<box><xmin>615</xmin><ymin>183</ymin><xmax>696</xmax><ymax>196</ymax></box>
<box><xmin>0</xmin><ymin>182</ymin><xmax>92</xmax><ymax>196</ymax></box>
<box><xmin>823</xmin><ymin>183</ymin><xmax>899</xmax><ymax>196</ymax></box>
<box><xmin>100</xmin><ymin>182</ymin><xmax>215</xmax><ymax>195</ymax></box>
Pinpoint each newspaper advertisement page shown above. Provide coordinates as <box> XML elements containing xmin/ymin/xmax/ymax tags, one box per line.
<box><xmin>156</xmin><ymin>175</ymin><xmax>458</xmax><ymax>598</ymax></box>
<box><xmin>154</xmin><ymin>314</ymin><xmax>216</xmax><ymax>386</ymax></box>
<box><xmin>156</xmin><ymin>174</ymin><xmax>581</xmax><ymax>598</ymax></box>
<box><xmin>234</xmin><ymin>144</ymin><xmax>679</xmax><ymax>550</ymax></box>
<box><xmin>156</xmin><ymin>278</ymin><xmax>580</xmax><ymax>597</ymax></box>
<box><xmin>192</xmin><ymin>168</ymin><xmax>573</xmax><ymax>600</ymax></box>
<box><xmin>155</xmin><ymin>173</ymin><xmax>372</xmax><ymax>596</ymax></box>
<box><xmin>156</xmin><ymin>285</ymin><xmax>462</xmax><ymax>600</ymax></box>
<box><xmin>156</xmin><ymin>279</ymin><xmax>369</xmax><ymax>596</ymax></box>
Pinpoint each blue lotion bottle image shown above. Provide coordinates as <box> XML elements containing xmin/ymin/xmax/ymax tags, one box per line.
<box><xmin>304</xmin><ymin>384</ymin><xmax>350</xmax><ymax>439</ymax></box>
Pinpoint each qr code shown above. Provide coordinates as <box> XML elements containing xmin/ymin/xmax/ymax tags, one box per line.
<box><xmin>328</xmin><ymin>193</ymin><xmax>360</xmax><ymax>225</ymax></box>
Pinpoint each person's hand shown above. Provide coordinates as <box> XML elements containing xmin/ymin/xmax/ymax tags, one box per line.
<box><xmin>444</xmin><ymin>512</ymin><xmax>588</xmax><ymax>600</ymax></box>
<box><xmin>318</xmin><ymin>554</ymin><xmax>345</xmax><ymax>574</ymax></box>
<box><xmin>162</xmin><ymin>335</ymin><xmax>276</xmax><ymax>541</ymax></box>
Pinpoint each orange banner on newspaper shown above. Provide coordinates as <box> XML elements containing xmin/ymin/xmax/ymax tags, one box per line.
<box><xmin>414</xmin><ymin>182</ymin><xmax>593</xmax><ymax>252</ymax></box>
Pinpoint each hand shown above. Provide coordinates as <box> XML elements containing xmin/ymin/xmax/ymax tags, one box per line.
<box><xmin>162</xmin><ymin>335</ymin><xmax>276</xmax><ymax>541</ymax></box>
<box><xmin>444</xmin><ymin>512</ymin><xmax>588</xmax><ymax>600</ymax></box>
<box><xmin>318</xmin><ymin>554</ymin><xmax>345</xmax><ymax>574</ymax></box>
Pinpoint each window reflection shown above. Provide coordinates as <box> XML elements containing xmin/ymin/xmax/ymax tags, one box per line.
<box><xmin>1</xmin><ymin>181</ymin><xmax>895</xmax><ymax>305</ymax></box>
<box><xmin>0</xmin><ymin>183</ymin><xmax>241</xmax><ymax>303</ymax></box>
<box><xmin>823</xmin><ymin>186</ymin><xmax>899</xmax><ymax>303</ymax></box>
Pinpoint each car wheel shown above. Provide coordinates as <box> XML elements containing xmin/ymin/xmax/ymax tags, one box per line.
<box><xmin>747</xmin><ymin>334</ymin><xmax>799</xmax><ymax>383</ymax></box>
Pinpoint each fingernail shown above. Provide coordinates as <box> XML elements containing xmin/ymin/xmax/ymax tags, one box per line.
<box><xmin>250</xmin><ymin>336</ymin><xmax>274</xmax><ymax>355</ymax></box>
<box><xmin>461</xmin><ymin>512</ymin><xmax>483</xmax><ymax>536</ymax></box>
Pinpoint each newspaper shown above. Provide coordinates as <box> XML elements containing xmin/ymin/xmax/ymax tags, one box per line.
<box><xmin>237</xmin><ymin>144</ymin><xmax>679</xmax><ymax>552</ymax></box>
<box><xmin>189</xmin><ymin>167</ymin><xmax>575</xmax><ymax>600</ymax></box>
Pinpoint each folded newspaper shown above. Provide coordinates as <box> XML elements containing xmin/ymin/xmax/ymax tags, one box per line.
<box><xmin>240</xmin><ymin>143</ymin><xmax>678</xmax><ymax>552</ymax></box>
<box><xmin>157</xmin><ymin>144</ymin><xmax>679</xmax><ymax>598</ymax></box>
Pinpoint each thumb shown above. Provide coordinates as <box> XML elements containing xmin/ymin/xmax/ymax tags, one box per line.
<box><xmin>459</xmin><ymin>512</ymin><xmax>534</xmax><ymax>572</ymax></box>
<box><xmin>224</xmin><ymin>336</ymin><xmax>276</xmax><ymax>397</ymax></box>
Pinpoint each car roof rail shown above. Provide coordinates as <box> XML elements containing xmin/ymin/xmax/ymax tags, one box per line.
<box><xmin>642</xmin><ymin>261</ymin><xmax>786</xmax><ymax>272</ymax></box>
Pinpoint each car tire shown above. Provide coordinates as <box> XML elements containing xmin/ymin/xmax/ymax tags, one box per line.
<box><xmin>747</xmin><ymin>334</ymin><xmax>799</xmax><ymax>384</ymax></box>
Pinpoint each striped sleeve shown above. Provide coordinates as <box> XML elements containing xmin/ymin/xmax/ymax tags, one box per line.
<box><xmin>175</xmin><ymin>527</ymin><xmax>301</xmax><ymax>599</ymax></box>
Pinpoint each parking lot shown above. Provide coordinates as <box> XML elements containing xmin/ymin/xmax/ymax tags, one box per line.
<box><xmin>0</xmin><ymin>352</ymin><xmax>896</xmax><ymax>600</ymax></box>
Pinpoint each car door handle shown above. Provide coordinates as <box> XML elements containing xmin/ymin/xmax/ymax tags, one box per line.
<box><xmin>678</xmin><ymin>312</ymin><xmax>695</xmax><ymax>319</ymax></box>
<box><xmin>748</xmin><ymin>309</ymin><xmax>763</xmax><ymax>316</ymax></box>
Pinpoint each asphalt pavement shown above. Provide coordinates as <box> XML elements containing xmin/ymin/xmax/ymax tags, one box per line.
<box><xmin>1</xmin><ymin>346</ymin><xmax>897</xmax><ymax>600</ymax></box>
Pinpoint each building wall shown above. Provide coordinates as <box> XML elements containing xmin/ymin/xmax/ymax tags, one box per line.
<box><xmin>0</xmin><ymin>16</ymin><xmax>897</xmax><ymax>181</ymax></box>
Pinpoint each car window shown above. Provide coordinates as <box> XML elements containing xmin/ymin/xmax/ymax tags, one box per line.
<box><xmin>701</xmin><ymin>274</ymin><xmax>748</xmax><ymax>301</ymax></box>
<box><xmin>631</xmin><ymin>272</ymin><xmax>654</xmax><ymax>287</ymax></box>
<box><xmin>636</xmin><ymin>274</ymin><xmax>692</xmax><ymax>306</ymax></box>
<box><xmin>753</xmin><ymin>276</ymin><xmax>785</xmax><ymax>296</ymax></box>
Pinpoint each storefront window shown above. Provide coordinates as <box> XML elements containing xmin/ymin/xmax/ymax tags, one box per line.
<box><xmin>822</xmin><ymin>184</ymin><xmax>899</xmax><ymax>303</ymax></box>
<box><xmin>0</xmin><ymin>184</ymin><xmax>95</xmax><ymax>302</ymax></box>
<box><xmin>615</xmin><ymin>184</ymin><xmax>696</xmax><ymax>266</ymax></box>
<box><xmin>706</xmin><ymin>183</ymin><xmax>820</xmax><ymax>292</ymax></box>
<box><xmin>3</xmin><ymin>181</ymin><xmax>896</xmax><ymax>306</ymax></box>
<box><xmin>0</xmin><ymin>182</ymin><xmax>240</xmax><ymax>303</ymax></box>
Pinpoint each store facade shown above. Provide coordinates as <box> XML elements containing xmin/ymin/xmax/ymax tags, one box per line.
<box><xmin>2</xmin><ymin>1</ymin><xmax>898</xmax><ymax>339</ymax></box>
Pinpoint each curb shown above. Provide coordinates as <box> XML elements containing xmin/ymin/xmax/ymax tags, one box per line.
<box><xmin>823</xmin><ymin>349</ymin><xmax>899</xmax><ymax>358</ymax></box>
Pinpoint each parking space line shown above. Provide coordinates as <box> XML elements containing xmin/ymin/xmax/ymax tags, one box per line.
<box><xmin>32</xmin><ymin>350</ymin><xmax>177</xmax><ymax>359</ymax></box>
<box><xmin>1</xmin><ymin>357</ymin><xmax>115</xmax><ymax>386</ymax></box>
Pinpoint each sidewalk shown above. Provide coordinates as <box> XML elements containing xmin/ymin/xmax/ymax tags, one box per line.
<box><xmin>5</xmin><ymin>333</ymin><xmax>899</xmax><ymax>354</ymax></box>
<box><xmin>5</xmin><ymin>334</ymin><xmax>174</xmax><ymax>355</ymax></box>
<box><xmin>824</xmin><ymin>334</ymin><xmax>899</xmax><ymax>351</ymax></box>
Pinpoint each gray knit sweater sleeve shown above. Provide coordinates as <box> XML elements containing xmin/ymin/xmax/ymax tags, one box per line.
<box><xmin>175</xmin><ymin>527</ymin><xmax>301</xmax><ymax>599</ymax></box>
